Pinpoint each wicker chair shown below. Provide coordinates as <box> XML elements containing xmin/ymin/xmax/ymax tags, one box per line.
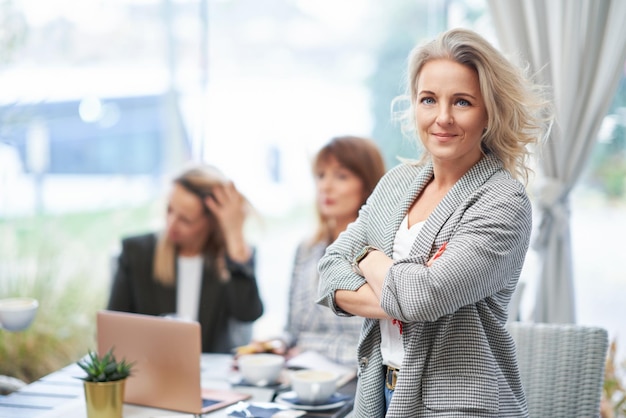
<box><xmin>507</xmin><ymin>322</ymin><xmax>608</xmax><ymax>418</ymax></box>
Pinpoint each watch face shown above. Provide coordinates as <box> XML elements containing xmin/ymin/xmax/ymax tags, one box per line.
<box><xmin>356</xmin><ymin>246</ymin><xmax>370</xmax><ymax>261</ymax></box>
<box><xmin>352</xmin><ymin>246</ymin><xmax>377</xmax><ymax>276</ymax></box>
<box><xmin>356</xmin><ymin>245</ymin><xmax>375</xmax><ymax>263</ymax></box>
<box><xmin>353</xmin><ymin>245</ymin><xmax>377</xmax><ymax>275</ymax></box>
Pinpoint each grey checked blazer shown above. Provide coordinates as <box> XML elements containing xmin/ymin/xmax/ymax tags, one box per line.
<box><xmin>317</xmin><ymin>154</ymin><xmax>529</xmax><ymax>417</ymax></box>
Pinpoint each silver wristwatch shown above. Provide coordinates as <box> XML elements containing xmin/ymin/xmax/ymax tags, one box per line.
<box><xmin>351</xmin><ymin>245</ymin><xmax>378</xmax><ymax>276</ymax></box>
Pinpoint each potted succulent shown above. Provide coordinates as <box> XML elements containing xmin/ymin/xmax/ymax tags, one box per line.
<box><xmin>77</xmin><ymin>348</ymin><xmax>134</xmax><ymax>418</ymax></box>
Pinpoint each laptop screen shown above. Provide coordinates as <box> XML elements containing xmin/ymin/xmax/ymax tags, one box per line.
<box><xmin>97</xmin><ymin>310</ymin><xmax>204</xmax><ymax>413</ymax></box>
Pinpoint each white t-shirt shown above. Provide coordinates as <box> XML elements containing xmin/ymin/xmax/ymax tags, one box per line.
<box><xmin>176</xmin><ymin>255</ymin><xmax>203</xmax><ymax>321</ymax></box>
<box><xmin>380</xmin><ymin>215</ymin><xmax>424</xmax><ymax>368</ymax></box>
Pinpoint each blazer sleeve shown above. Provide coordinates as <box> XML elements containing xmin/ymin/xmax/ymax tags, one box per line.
<box><xmin>107</xmin><ymin>238</ymin><xmax>139</xmax><ymax>312</ymax></box>
<box><xmin>316</xmin><ymin>210</ymin><xmax>370</xmax><ymax>316</ymax></box>
<box><xmin>223</xmin><ymin>249</ymin><xmax>264</xmax><ymax>321</ymax></box>
<box><xmin>283</xmin><ymin>241</ymin><xmax>308</xmax><ymax>346</ymax></box>
<box><xmin>316</xmin><ymin>168</ymin><xmax>404</xmax><ymax>316</ymax></box>
<box><xmin>380</xmin><ymin>178</ymin><xmax>532</xmax><ymax>323</ymax></box>
<box><xmin>106</xmin><ymin>233</ymin><xmax>168</xmax><ymax>316</ymax></box>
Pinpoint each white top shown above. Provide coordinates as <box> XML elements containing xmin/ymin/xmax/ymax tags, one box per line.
<box><xmin>380</xmin><ymin>215</ymin><xmax>424</xmax><ymax>369</ymax></box>
<box><xmin>176</xmin><ymin>255</ymin><xmax>203</xmax><ymax>321</ymax></box>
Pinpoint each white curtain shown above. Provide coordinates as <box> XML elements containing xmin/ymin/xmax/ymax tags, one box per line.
<box><xmin>487</xmin><ymin>0</ymin><xmax>626</xmax><ymax>323</ymax></box>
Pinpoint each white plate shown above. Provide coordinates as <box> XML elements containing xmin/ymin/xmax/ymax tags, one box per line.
<box><xmin>275</xmin><ymin>391</ymin><xmax>349</xmax><ymax>411</ymax></box>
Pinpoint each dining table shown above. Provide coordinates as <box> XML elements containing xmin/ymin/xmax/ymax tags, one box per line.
<box><xmin>0</xmin><ymin>354</ymin><xmax>356</xmax><ymax>418</ymax></box>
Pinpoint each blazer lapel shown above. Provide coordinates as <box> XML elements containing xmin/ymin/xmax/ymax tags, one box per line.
<box><xmin>413</xmin><ymin>154</ymin><xmax>504</xmax><ymax>256</ymax></box>
<box><xmin>382</xmin><ymin>162</ymin><xmax>435</xmax><ymax>255</ymax></box>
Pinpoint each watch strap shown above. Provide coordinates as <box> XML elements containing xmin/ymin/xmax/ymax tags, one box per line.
<box><xmin>351</xmin><ymin>245</ymin><xmax>378</xmax><ymax>276</ymax></box>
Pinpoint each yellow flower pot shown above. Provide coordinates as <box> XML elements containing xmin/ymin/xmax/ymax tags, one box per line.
<box><xmin>83</xmin><ymin>379</ymin><xmax>126</xmax><ymax>418</ymax></box>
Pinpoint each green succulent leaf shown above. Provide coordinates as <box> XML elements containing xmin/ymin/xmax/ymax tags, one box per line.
<box><xmin>76</xmin><ymin>348</ymin><xmax>134</xmax><ymax>382</ymax></box>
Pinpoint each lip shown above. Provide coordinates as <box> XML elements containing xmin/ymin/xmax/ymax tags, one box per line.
<box><xmin>432</xmin><ymin>132</ymin><xmax>456</xmax><ymax>138</ymax></box>
<box><xmin>431</xmin><ymin>132</ymin><xmax>457</xmax><ymax>142</ymax></box>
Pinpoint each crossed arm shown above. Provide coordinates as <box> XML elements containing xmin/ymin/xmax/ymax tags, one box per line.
<box><xmin>335</xmin><ymin>247</ymin><xmax>444</xmax><ymax>319</ymax></box>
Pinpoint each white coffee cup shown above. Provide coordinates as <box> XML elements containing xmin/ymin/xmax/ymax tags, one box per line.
<box><xmin>290</xmin><ymin>369</ymin><xmax>339</xmax><ymax>405</ymax></box>
<box><xmin>0</xmin><ymin>297</ymin><xmax>39</xmax><ymax>331</ymax></box>
<box><xmin>237</xmin><ymin>353</ymin><xmax>285</xmax><ymax>386</ymax></box>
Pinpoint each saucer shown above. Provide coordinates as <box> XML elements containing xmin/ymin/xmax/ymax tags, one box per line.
<box><xmin>275</xmin><ymin>391</ymin><xmax>351</xmax><ymax>411</ymax></box>
<box><xmin>232</xmin><ymin>376</ymin><xmax>288</xmax><ymax>390</ymax></box>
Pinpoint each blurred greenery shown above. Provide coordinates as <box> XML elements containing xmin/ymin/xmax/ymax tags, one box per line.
<box><xmin>0</xmin><ymin>201</ymin><xmax>162</xmax><ymax>383</ymax></box>
<box><xmin>589</xmin><ymin>121</ymin><xmax>626</xmax><ymax>200</ymax></box>
<box><xmin>588</xmin><ymin>71</ymin><xmax>626</xmax><ymax>200</ymax></box>
<box><xmin>367</xmin><ymin>1</ymin><xmax>427</xmax><ymax>169</ymax></box>
<box><xmin>0</xmin><ymin>198</ymin><xmax>308</xmax><ymax>384</ymax></box>
<box><xmin>602</xmin><ymin>339</ymin><xmax>626</xmax><ymax>418</ymax></box>
<box><xmin>0</xmin><ymin>0</ymin><xmax>27</xmax><ymax>66</ymax></box>
<box><xmin>367</xmin><ymin>0</ymin><xmax>488</xmax><ymax>170</ymax></box>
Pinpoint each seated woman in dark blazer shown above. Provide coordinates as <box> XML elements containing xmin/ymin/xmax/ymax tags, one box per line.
<box><xmin>107</xmin><ymin>164</ymin><xmax>264</xmax><ymax>353</ymax></box>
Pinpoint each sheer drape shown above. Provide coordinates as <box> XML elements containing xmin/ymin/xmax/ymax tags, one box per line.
<box><xmin>487</xmin><ymin>0</ymin><xmax>626</xmax><ymax>323</ymax></box>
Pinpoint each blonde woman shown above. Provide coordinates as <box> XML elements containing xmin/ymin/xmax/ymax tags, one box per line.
<box><xmin>318</xmin><ymin>28</ymin><xmax>551</xmax><ymax>417</ymax></box>
<box><xmin>108</xmin><ymin>165</ymin><xmax>263</xmax><ymax>353</ymax></box>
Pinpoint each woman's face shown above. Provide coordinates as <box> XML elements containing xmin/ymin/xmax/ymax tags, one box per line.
<box><xmin>415</xmin><ymin>58</ymin><xmax>488</xmax><ymax>169</ymax></box>
<box><xmin>315</xmin><ymin>156</ymin><xmax>365</xmax><ymax>225</ymax></box>
<box><xmin>165</xmin><ymin>183</ymin><xmax>211</xmax><ymax>254</ymax></box>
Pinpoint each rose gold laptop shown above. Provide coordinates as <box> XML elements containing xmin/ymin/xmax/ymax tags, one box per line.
<box><xmin>96</xmin><ymin>310</ymin><xmax>250</xmax><ymax>414</ymax></box>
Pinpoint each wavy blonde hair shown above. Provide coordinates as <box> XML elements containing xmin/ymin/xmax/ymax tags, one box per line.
<box><xmin>393</xmin><ymin>28</ymin><xmax>552</xmax><ymax>183</ymax></box>
<box><xmin>153</xmin><ymin>165</ymin><xmax>249</xmax><ymax>286</ymax></box>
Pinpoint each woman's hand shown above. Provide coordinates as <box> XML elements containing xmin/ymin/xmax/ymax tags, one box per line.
<box><xmin>357</xmin><ymin>242</ymin><xmax>446</xmax><ymax>301</ymax></box>
<box><xmin>359</xmin><ymin>250</ymin><xmax>393</xmax><ymax>299</ymax></box>
<box><xmin>204</xmin><ymin>182</ymin><xmax>251</xmax><ymax>262</ymax></box>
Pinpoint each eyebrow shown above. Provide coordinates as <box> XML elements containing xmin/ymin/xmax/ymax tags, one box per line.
<box><xmin>418</xmin><ymin>90</ymin><xmax>479</xmax><ymax>100</ymax></box>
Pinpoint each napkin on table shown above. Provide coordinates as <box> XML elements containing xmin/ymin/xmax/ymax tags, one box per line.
<box><xmin>227</xmin><ymin>402</ymin><xmax>305</xmax><ymax>418</ymax></box>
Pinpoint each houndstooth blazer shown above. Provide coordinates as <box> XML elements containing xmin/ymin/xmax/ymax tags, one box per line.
<box><xmin>317</xmin><ymin>154</ymin><xmax>530</xmax><ymax>417</ymax></box>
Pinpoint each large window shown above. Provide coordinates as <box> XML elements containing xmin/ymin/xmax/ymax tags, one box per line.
<box><xmin>1</xmin><ymin>0</ymin><xmax>624</xmax><ymax>380</ymax></box>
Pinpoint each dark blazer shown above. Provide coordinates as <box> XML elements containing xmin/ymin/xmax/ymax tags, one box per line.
<box><xmin>107</xmin><ymin>233</ymin><xmax>264</xmax><ymax>353</ymax></box>
<box><xmin>318</xmin><ymin>155</ymin><xmax>529</xmax><ymax>417</ymax></box>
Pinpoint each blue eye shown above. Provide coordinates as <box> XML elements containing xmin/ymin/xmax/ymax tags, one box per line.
<box><xmin>456</xmin><ymin>99</ymin><xmax>471</xmax><ymax>107</ymax></box>
<box><xmin>420</xmin><ymin>97</ymin><xmax>435</xmax><ymax>105</ymax></box>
